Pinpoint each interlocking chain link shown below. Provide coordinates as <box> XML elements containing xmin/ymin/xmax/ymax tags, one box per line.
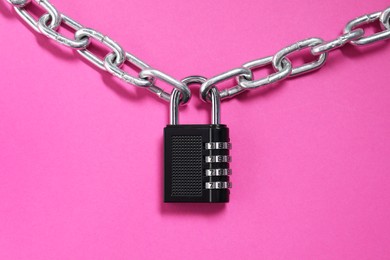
<box><xmin>6</xmin><ymin>0</ymin><xmax>192</xmax><ymax>104</ymax></box>
<box><xmin>201</xmin><ymin>6</ymin><xmax>390</xmax><ymax>102</ymax></box>
<box><xmin>344</xmin><ymin>10</ymin><xmax>390</xmax><ymax>45</ymax></box>
<box><xmin>6</xmin><ymin>0</ymin><xmax>390</xmax><ymax>104</ymax></box>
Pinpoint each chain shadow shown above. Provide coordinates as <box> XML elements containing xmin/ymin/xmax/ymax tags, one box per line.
<box><xmin>79</xmin><ymin>57</ymin><xmax>157</xmax><ymax>102</ymax></box>
<box><xmin>228</xmin><ymin>38</ymin><xmax>389</xmax><ymax>103</ymax></box>
<box><xmin>0</xmin><ymin>1</ymin><xmax>14</xmax><ymax>19</ymax></box>
<box><xmin>157</xmin><ymin>136</ymin><xmax>226</xmax><ymax>215</ymax></box>
<box><xmin>3</xmin><ymin>0</ymin><xmax>389</xmax><ymax>104</ymax></box>
<box><xmin>340</xmin><ymin>40</ymin><xmax>389</xmax><ymax>58</ymax></box>
<box><xmin>3</xmin><ymin>2</ymin><xmax>162</xmax><ymax>103</ymax></box>
<box><xmin>222</xmin><ymin>75</ymin><xmax>289</xmax><ymax>104</ymax></box>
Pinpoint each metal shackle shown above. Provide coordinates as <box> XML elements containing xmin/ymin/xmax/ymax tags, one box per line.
<box><xmin>170</xmin><ymin>76</ymin><xmax>221</xmax><ymax>125</ymax></box>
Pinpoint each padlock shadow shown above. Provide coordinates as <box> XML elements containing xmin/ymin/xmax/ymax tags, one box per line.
<box><xmin>160</xmin><ymin>201</ymin><xmax>226</xmax><ymax>215</ymax></box>
<box><xmin>157</xmin><ymin>137</ymin><xmax>227</xmax><ymax>215</ymax></box>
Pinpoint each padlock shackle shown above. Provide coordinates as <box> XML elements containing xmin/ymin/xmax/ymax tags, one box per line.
<box><xmin>170</xmin><ymin>89</ymin><xmax>181</xmax><ymax>125</ymax></box>
<box><xmin>169</xmin><ymin>78</ymin><xmax>221</xmax><ymax>125</ymax></box>
<box><xmin>210</xmin><ymin>87</ymin><xmax>221</xmax><ymax>125</ymax></box>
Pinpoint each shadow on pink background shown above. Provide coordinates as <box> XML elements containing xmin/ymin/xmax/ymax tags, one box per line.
<box><xmin>1</xmin><ymin>1</ymin><xmax>390</xmax><ymax>259</ymax></box>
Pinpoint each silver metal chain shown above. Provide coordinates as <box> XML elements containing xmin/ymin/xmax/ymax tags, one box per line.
<box><xmin>6</xmin><ymin>0</ymin><xmax>390</xmax><ymax>105</ymax></box>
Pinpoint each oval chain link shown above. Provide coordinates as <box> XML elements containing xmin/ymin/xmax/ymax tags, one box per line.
<box><xmin>344</xmin><ymin>9</ymin><xmax>390</xmax><ymax>45</ymax></box>
<box><xmin>272</xmin><ymin>38</ymin><xmax>328</xmax><ymax>77</ymax></box>
<box><xmin>74</xmin><ymin>28</ymin><xmax>126</xmax><ymax>70</ymax></box>
<box><xmin>104</xmin><ymin>52</ymin><xmax>152</xmax><ymax>88</ymax></box>
<box><xmin>139</xmin><ymin>69</ymin><xmax>192</xmax><ymax>105</ymax></box>
<box><xmin>311</xmin><ymin>29</ymin><xmax>364</xmax><ymax>55</ymax></box>
<box><xmin>6</xmin><ymin>0</ymin><xmax>190</xmax><ymax>104</ymax></box>
<box><xmin>200</xmin><ymin>68</ymin><xmax>252</xmax><ymax>102</ymax></box>
<box><xmin>38</xmin><ymin>14</ymin><xmax>89</xmax><ymax>49</ymax></box>
<box><xmin>380</xmin><ymin>8</ymin><xmax>390</xmax><ymax>30</ymax></box>
<box><xmin>7</xmin><ymin>0</ymin><xmax>30</xmax><ymax>7</ymax></box>
<box><xmin>238</xmin><ymin>56</ymin><xmax>292</xmax><ymax>89</ymax></box>
<box><xmin>5</xmin><ymin>1</ymin><xmax>390</xmax><ymax>104</ymax></box>
<box><xmin>13</xmin><ymin>0</ymin><xmax>61</xmax><ymax>32</ymax></box>
<box><xmin>209</xmin><ymin>7</ymin><xmax>390</xmax><ymax>101</ymax></box>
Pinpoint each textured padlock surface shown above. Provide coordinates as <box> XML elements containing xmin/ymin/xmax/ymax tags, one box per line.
<box><xmin>164</xmin><ymin>124</ymin><xmax>231</xmax><ymax>203</ymax></box>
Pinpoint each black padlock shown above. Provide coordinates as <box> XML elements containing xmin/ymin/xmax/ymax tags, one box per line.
<box><xmin>164</xmin><ymin>84</ymin><xmax>232</xmax><ymax>203</ymax></box>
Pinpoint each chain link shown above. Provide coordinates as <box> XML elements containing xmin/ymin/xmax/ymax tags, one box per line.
<box><xmin>7</xmin><ymin>0</ymin><xmax>30</xmax><ymax>7</ymax></box>
<box><xmin>344</xmin><ymin>10</ymin><xmax>390</xmax><ymax>46</ymax></box>
<box><xmin>241</xmin><ymin>56</ymin><xmax>292</xmax><ymax>88</ymax></box>
<box><xmin>7</xmin><ymin>0</ymin><xmax>191</xmax><ymax>104</ymax></box>
<box><xmin>380</xmin><ymin>8</ymin><xmax>390</xmax><ymax>30</ymax></box>
<box><xmin>104</xmin><ymin>52</ymin><xmax>152</xmax><ymax>88</ymax></box>
<box><xmin>13</xmin><ymin>0</ymin><xmax>61</xmax><ymax>32</ymax></box>
<box><xmin>139</xmin><ymin>69</ymin><xmax>192</xmax><ymax>105</ymax></box>
<box><xmin>311</xmin><ymin>29</ymin><xmax>364</xmax><ymax>55</ymax></box>
<box><xmin>38</xmin><ymin>14</ymin><xmax>89</xmax><ymax>49</ymax></box>
<box><xmin>273</xmin><ymin>38</ymin><xmax>328</xmax><ymax>76</ymax></box>
<box><xmin>74</xmin><ymin>28</ymin><xmax>126</xmax><ymax>70</ymax></box>
<box><xmin>200</xmin><ymin>68</ymin><xmax>252</xmax><ymax>102</ymax></box>
<box><xmin>5</xmin><ymin>1</ymin><xmax>390</xmax><ymax>104</ymax></box>
<box><xmin>202</xmin><ymin>7</ymin><xmax>390</xmax><ymax>101</ymax></box>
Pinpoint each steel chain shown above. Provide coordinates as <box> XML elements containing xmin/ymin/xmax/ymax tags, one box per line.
<box><xmin>344</xmin><ymin>10</ymin><xmax>390</xmax><ymax>46</ymax></box>
<box><xmin>12</xmin><ymin>0</ymin><xmax>61</xmax><ymax>32</ymax></box>
<box><xmin>38</xmin><ymin>14</ymin><xmax>89</xmax><ymax>49</ymax></box>
<box><xmin>6</xmin><ymin>0</ymin><xmax>390</xmax><ymax>104</ymax></box>
<box><xmin>203</xmin><ymin>7</ymin><xmax>390</xmax><ymax>101</ymax></box>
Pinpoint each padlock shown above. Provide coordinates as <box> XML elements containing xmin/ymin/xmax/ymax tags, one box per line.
<box><xmin>164</xmin><ymin>81</ymin><xmax>232</xmax><ymax>203</ymax></box>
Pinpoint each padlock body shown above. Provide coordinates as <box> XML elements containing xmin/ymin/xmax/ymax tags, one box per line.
<box><xmin>164</xmin><ymin>124</ymin><xmax>231</xmax><ymax>203</ymax></box>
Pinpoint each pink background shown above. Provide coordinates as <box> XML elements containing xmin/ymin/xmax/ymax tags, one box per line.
<box><xmin>1</xmin><ymin>1</ymin><xmax>390</xmax><ymax>259</ymax></box>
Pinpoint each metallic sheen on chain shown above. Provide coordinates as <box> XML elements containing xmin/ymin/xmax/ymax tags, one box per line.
<box><xmin>311</xmin><ymin>29</ymin><xmax>364</xmax><ymax>55</ymax></box>
<box><xmin>273</xmin><ymin>38</ymin><xmax>328</xmax><ymax>77</ymax></box>
<box><xmin>344</xmin><ymin>10</ymin><xmax>390</xmax><ymax>45</ymax></box>
<box><xmin>14</xmin><ymin>0</ymin><xmax>61</xmax><ymax>32</ymax></box>
<box><xmin>139</xmin><ymin>69</ymin><xmax>191</xmax><ymax>105</ymax></box>
<box><xmin>380</xmin><ymin>8</ymin><xmax>390</xmax><ymax>30</ymax></box>
<box><xmin>38</xmin><ymin>14</ymin><xmax>89</xmax><ymax>49</ymax></box>
<box><xmin>75</xmin><ymin>28</ymin><xmax>126</xmax><ymax>70</ymax></box>
<box><xmin>238</xmin><ymin>55</ymin><xmax>292</xmax><ymax>89</ymax></box>
<box><xmin>200</xmin><ymin>67</ymin><xmax>253</xmax><ymax>102</ymax></box>
<box><xmin>7</xmin><ymin>0</ymin><xmax>30</xmax><ymax>7</ymax></box>
<box><xmin>104</xmin><ymin>52</ymin><xmax>152</xmax><ymax>87</ymax></box>
<box><xmin>5</xmin><ymin>0</ymin><xmax>390</xmax><ymax>104</ymax></box>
